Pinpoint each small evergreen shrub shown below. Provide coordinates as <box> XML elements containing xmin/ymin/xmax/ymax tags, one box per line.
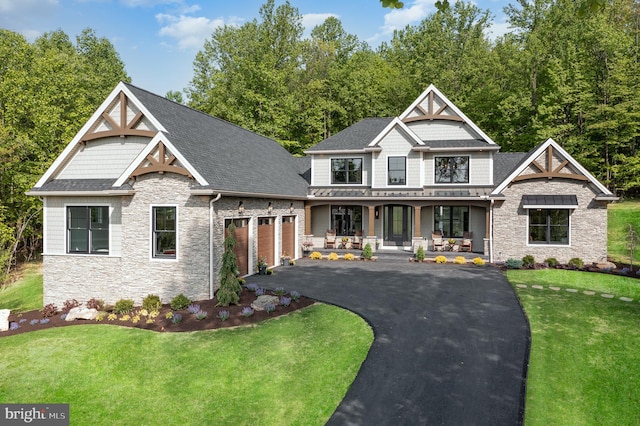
<box><xmin>568</xmin><ymin>257</ymin><xmax>584</xmax><ymax>269</ymax></box>
<box><xmin>41</xmin><ymin>303</ymin><xmax>58</xmax><ymax>318</ymax></box>
<box><xmin>61</xmin><ymin>299</ymin><xmax>80</xmax><ymax>314</ymax></box>
<box><xmin>416</xmin><ymin>246</ymin><xmax>425</xmax><ymax>262</ymax></box>
<box><xmin>170</xmin><ymin>293</ymin><xmax>191</xmax><ymax>311</ymax></box>
<box><xmin>274</xmin><ymin>287</ymin><xmax>286</xmax><ymax>296</ymax></box>
<box><xmin>344</xmin><ymin>253</ymin><xmax>356</xmax><ymax>261</ymax></box>
<box><xmin>195</xmin><ymin>311</ymin><xmax>208</xmax><ymax>320</ymax></box>
<box><xmin>362</xmin><ymin>243</ymin><xmax>373</xmax><ymax>259</ymax></box>
<box><xmin>453</xmin><ymin>256</ymin><xmax>466</xmax><ymax>264</ymax></box>
<box><xmin>142</xmin><ymin>294</ymin><xmax>162</xmax><ymax>311</ymax></box>
<box><xmin>505</xmin><ymin>258</ymin><xmax>523</xmax><ymax>269</ymax></box>
<box><xmin>241</xmin><ymin>307</ymin><xmax>254</xmax><ymax>317</ymax></box>
<box><xmin>113</xmin><ymin>299</ymin><xmax>135</xmax><ymax>314</ymax></box>
<box><xmin>187</xmin><ymin>303</ymin><xmax>201</xmax><ymax>314</ymax></box>
<box><xmin>290</xmin><ymin>291</ymin><xmax>300</xmax><ymax>302</ymax></box>
<box><xmin>473</xmin><ymin>257</ymin><xmax>485</xmax><ymax>266</ymax></box>
<box><xmin>309</xmin><ymin>251</ymin><xmax>323</xmax><ymax>260</ymax></box>
<box><xmin>280</xmin><ymin>296</ymin><xmax>291</xmax><ymax>307</ymax></box>
<box><xmin>265</xmin><ymin>303</ymin><xmax>276</xmax><ymax>313</ymax></box>
<box><xmin>218</xmin><ymin>310</ymin><xmax>230</xmax><ymax>321</ymax></box>
<box><xmin>522</xmin><ymin>255</ymin><xmax>535</xmax><ymax>268</ymax></box>
<box><xmin>86</xmin><ymin>298</ymin><xmax>105</xmax><ymax>311</ymax></box>
<box><xmin>435</xmin><ymin>255</ymin><xmax>447</xmax><ymax>264</ymax></box>
<box><xmin>171</xmin><ymin>313</ymin><xmax>182</xmax><ymax>324</ymax></box>
<box><xmin>544</xmin><ymin>257</ymin><xmax>559</xmax><ymax>267</ymax></box>
<box><xmin>328</xmin><ymin>252</ymin><xmax>339</xmax><ymax>261</ymax></box>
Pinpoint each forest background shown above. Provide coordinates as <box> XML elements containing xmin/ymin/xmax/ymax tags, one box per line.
<box><xmin>0</xmin><ymin>0</ymin><xmax>638</xmax><ymax>281</ymax></box>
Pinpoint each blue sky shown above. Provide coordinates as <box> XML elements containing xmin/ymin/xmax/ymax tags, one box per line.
<box><xmin>0</xmin><ymin>0</ymin><xmax>513</xmax><ymax>97</ymax></box>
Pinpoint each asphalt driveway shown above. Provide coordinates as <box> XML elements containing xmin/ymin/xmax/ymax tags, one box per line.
<box><xmin>250</xmin><ymin>258</ymin><xmax>529</xmax><ymax>425</ymax></box>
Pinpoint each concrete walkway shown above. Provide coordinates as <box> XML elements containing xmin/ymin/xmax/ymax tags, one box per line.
<box><xmin>250</xmin><ymin>258</ymin><xmax>529</xmax><ymax>425</ymax></box>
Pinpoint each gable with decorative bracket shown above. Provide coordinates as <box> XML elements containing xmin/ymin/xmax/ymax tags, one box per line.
<box><xmin>82</xmin><ymin>91</ymin><xmax>156</xmax><ymax>142</ymax></box>
<box><xmin>402</xmin><ymin>90</ymin><xmax>464</xmax><ymax>124</ymax></box>
<box><xmin>513</xmin><ymin>144</ymin><xmax>588</xmax><ymax>183</ymax></box>
<box><xmin>130</xmin><ymin>142</ymin><xmax>191</xmax><ymax>178</ymax></box>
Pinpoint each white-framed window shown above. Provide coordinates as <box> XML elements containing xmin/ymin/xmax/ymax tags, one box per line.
<box><xmin>435</xmin><ymin>156</ymin><xmax>469</xmax><ymax>183</ymax></box>
<box><xmin>331</xmin><ymin>158</ymin><xmax>363</xmax><ymax>184</ymax></box>
<box><xmin>528</xmin><ymin>209</ymin><xmax>570</xmax><ymax>245</ymax></box>
<box><xmin>152</xmin><ymin>206</ymin><xmax>177</xmax><ymax>259</ymax></box>
<box><xmin>67</xmin><ymin>206</ymin><xmax>110</xmax><ymax>254</ymax></box>
<box><xmin>388</xmin><ymin>156</ymin><xmax>406</xmax><ymax>185</ymax></box>
<box><xmin>434</xmin><ymin>206</ymin><xmax>469</xmax><ymax>238</ymax></box>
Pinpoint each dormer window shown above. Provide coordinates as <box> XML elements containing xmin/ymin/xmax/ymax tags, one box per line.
<box><xmin>331</xmin><ymin>158</ymin><xmax>362</xmax><ymax>184</ymax></box>
<box><xmin>388</xmin><ymin>156</ymin><xmax>406</xmax><ymax>185</ymax></box>
<box><xmin>435</xmin><ymin>156</ymin><xmax>469</xmax><ymax>184</ymax></box>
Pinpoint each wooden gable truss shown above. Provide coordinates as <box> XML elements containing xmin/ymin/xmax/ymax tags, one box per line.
<box><xmin>130</xmin><ymin>141</ymin><xmax>191</xmax><ymax>178</ymax></box>
<box><xmin>513</xmin><ymin>144</ymin><xmax>588</xmax><ymax>183</ymax></box>
<box><xmin>402</xmin><ymin>91</ymin><xmax>464</xmax><ymax>124</ymax></box>
<box><xmin>82</xmin><ymin>91</ymin><xmax>156</xmax><ymax>142</ymax></box>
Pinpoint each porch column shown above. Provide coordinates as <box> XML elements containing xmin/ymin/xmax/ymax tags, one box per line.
<box><xmin>368</xmin><ymin>206</ymin><xmax>375</xmax><ymax>237</ymax></box>
<box><xmin>304</xmin><ymin>204</ymin><xmax>312</xmax><ymax>236</ymax></box>
<box><xmin>414</xmin><ymin>206</ymin><xmax>422</xmax><ymax>238</ymax></box>
<box><xmin>485</xmin><ymin>207</ymin><xmax>490</xmax><ymax>239</ymax></box>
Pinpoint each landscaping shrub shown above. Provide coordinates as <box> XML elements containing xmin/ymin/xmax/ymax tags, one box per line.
<box><xmin>113</xmin><ymin>299</ymin><xmax>135</xmax><ymax>315</ymax></box>
<box><xmin>237</xmin><ymin>277</ymin><xmax>246</xmax><ymax>286</ymax></box>
<box><xmin>568</xmin><ymin>257</ymin><xmax>584</xmax><ymax>269</ymax></box>
<box><xmin>171</xmin><ymin>313</ymin><xmax>182</xmax><ymax>324</ymax></box>
<box><xmin>362</xmin><ymin>243</ymin><xmax>373</xmax><ymax>259</ymax></box>
<box><xmin>435</xmin><ymin>255</ymin><xmax>447</xmax><ymax>264</ymax></box>
<box><xmin>453</xmin><ymin>256</ymin><xmax>466</xmax><ymax>264</ymax></box>
<box><xmin>416</xmin><ymin>245</ymin><xmax>425</xmax><ymax>262</ymax></box>
<box><xmin>265</xmin><ymin>303</ymin><xmax>276</xmax><ymax>313</ymax></box>
<box><xmin>544</xmin><ymin>257</ymin><xmax>559</xmax><ymax>267</ymax></box>
<box><xmin>255</xmin><ymin>287</ymin><xmax>265</xmax><ymax>296</ymax></box>
<box><xmin>344</xmin><ymin>253</ymin><xmax>356</xmax><ymax>261</ymax></box>
<box><xmin>41</xmin><ymin>303</ymin><xmax>58</xmax><ymax>318</ymax></box>
<box><xmin>266</xmin><ymin>268</ymin><xmax>274</xmax><ymax>275</ymax></box>
<box><xmin>280</xmin><ymin>296</ymin><xmax>291</xmax><ymax>307</ymax></box>
<box><xmin>218</xmin><ymin>310</ymin><xmax>230</xmax><ymax>321</ymax></box>
<box><xmin>290</xmin><ymin>291</ymin><xmax>300</xmax><ymax>302</ymax></box>
<box><xmin>187</xmin><ymin>303</ymin><xmax>201</xmax><ymax>314</ymax></box>
<box><xmin>86</xmin><ymin>298</ymin><xmax>105</xmax><ymax>311</ymax></box>
<box><xmin>241</xmin><ymin>307</ymin><xmax>254</xmax><ymax>317</ymax></box>
<box><xmin>328</xmin><ymin>252</ymin><xmax>339</xmax><ymax>261</ymax></box>
<box><xmin>142</xmin><ymin>294</ymin><xmax>162</xmax><ymax>312</ymax></box>
<box><xmin>505</xmin><ymin>258</ymin><xmax>523</xmax><ymax>269</ymax></box>
<box><xmin>522</xmin><ymin>255</ymin><xmax>535</xmax><ymax>268</ymax></box>
<box><xmin>473</xmin><ymin>257</ymin><xmax>485</xmax><ymax>266</ymax></box>
<box><xmin>170</xmin><ymin>293</ymin><xmax>191</xmax><ymax>311</ymax></box>
<box><xmin>309</xmin><ymin>251</ymin><xmax>323</xmax><ymax>260</ymax></box>
<box><xmin>274</xmin><ymin>287</ymin><xmax>286</xmax><ymax>296</ymax></box>
<box><xmin>61</xmin><ymin>299</ymin><xmax>80</xmax><ymax>314</ymax></box>
<box><xmin>195</xmin><ymin>311</ymin><xmax>208</xmax><ymax>320</ymax></box>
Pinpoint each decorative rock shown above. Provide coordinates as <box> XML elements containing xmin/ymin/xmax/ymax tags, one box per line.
<box><xmin>601</xmin><ymin>294</ymin><xmax>614</xmax><ymax>299</ymax></box>
<box><xmin>566</xmin><ymin>289</ymin><xmax>578</xmax><ymax>293</ymax></box>
<box><xmin>620</xmin><ymin>297</ymin><xmax>633</xmax><ymax>302</ymax></box>
<box><xmin>583</xmin><ymin>291</ymin><xmax>595</xmax><ymax>296</ymax></box>
<box><xmin>251</xmin><ymin>295</ymin><xmax>280</xmax><ymax>312</ymax></box>
<box><xmin>65</xmin><ymin>306</ymin><xmax>98</xmax><ymax>321</ymax></box>
<box><xmin>532</xmin><ymin>285</ymin><xmax>544</xmax><ymax>290</ymax></box>
<box><xmin>549</xmin><ymin>286</ymin><xmax>560</xmax><ymax>291</ymax></box>
<box><xmin>0</xmin><ymin>309</ymin><xmax>10</xmax><ymax>332</ymax></box>
<box><xmin>516</xmin><ymin>284</ymin><xmax>527</xmax><ymax>289</ymax></box>
<box><xmin>595</xmin><ymin>261</ymin><xmax>617</xmax><ymax>271</ymax></box>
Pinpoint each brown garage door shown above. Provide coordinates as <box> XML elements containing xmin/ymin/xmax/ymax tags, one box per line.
<box><xmin>282</xmin><ymin>216</ymin><xmax>296</xmax><ymax>258</ymax></box>
<box><xmin>257</xmin><ymin>217</ymin><xmax>275</xmax><ymax>267</ymax></box>
<box><xmin>225</xmin><ymin>218</ymin><xmax>249</xmax><ymax>276</ymax></box>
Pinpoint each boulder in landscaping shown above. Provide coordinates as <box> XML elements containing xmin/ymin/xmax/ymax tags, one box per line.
<box><xmin>595</xmin><ymin>261</ymin><xmax>617</xmax><ymax>271</ymax></box>
<box><xmin>65</xmin><ymin>306</ymin><xmax>98</xmax><ymax>321</ymax></box>
<box><xmin>251</xmin><ymin>295</ymin><xmax>279</xmax><ymax>311</ymax></box>
<box><xmin>0</xmin><ymin>309</ymin><xmax>10</xmax><ymax>332</ymax></box>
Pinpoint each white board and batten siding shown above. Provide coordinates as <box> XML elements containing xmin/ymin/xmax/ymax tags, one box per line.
<box><xmin>373</xmin><ymin>127</ymin><xmax>422</xmax><ymax>187</ymax></box>
<box><xmin>44</xmin><ymin>196</ymin><xmax>122</xmax><ymax>257</ymax></box>
<box><xmin>406</xmin><ymin>121</ymin><xmax>481</xmax><ymax>141</ymax></box>
<box><xmin>312</xmin><ymin>153</ymin><xmax>372</xmax><ymax>186</ymax></box>
<box><xmin>423</xmin><ymin>151</ymin><xmax>493</xmax><ymax>186</ymax></box>
<box><xmin>56</xmin><ymin>136</ymin><xmax>150</xmax><ymax>179</ymax></box>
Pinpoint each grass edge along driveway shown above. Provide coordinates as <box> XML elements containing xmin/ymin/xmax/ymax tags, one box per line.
<box><xmin>0</xmin><ymin>303</ymin><xmax>373</xmax><ymax>426</ymax></box>
<box><xmin>507</xmin><ymin>269</ymin><xmax>640</xmax><ymax>425</ymax></box>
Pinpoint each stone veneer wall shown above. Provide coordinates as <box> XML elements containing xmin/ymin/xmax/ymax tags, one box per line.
<box><xmin>492</xmin><ymin>180</ymin><xmax>609</xmax><ymax>264</ymax></box>
<box><xmin>43</xmin><ymin>174</ymin><xmax>306</xmax><ymax>306</ymax></box>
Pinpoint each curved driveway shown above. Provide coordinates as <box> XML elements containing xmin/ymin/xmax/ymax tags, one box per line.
<box><xmin>251</xmin><ymin>258</ymin><xmax>529</xmax><ymax>425</ymax></box>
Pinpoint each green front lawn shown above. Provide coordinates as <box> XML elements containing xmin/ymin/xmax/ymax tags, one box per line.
<box><xmin>608</xmin><ymin>200</ymin><xmax>640</xmax><ymax>265</ymax></box>
<box><xmin>507</xmin><ymin>269</ymin><xmax>640</xmax><ymax>425</ymax></box>
<box><xmin>0</xmin><ymin>263</ymin><xmax>42</xmax><ymax>312</ymax></box>
<box><xmin>0</xmin><ymin>304</ymin><xmax>373</xmax><ymax>425</ymax></box>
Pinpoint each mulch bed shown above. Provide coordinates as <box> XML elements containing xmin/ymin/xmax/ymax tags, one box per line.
<box><xmin>3</xmin><ymin>289</ymin><xmax>315</xmax><ymax>337</ymax></box>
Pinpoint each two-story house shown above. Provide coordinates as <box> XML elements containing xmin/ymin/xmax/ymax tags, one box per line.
<box><xmin>29</xmin><ymin>82</ymin><xmax>616</xmax><ymax>306</ymax></box>
<box><xmin>304</xmin><ymin>84</ymin><xmax>617</xmax><ymax>262</ymax></box>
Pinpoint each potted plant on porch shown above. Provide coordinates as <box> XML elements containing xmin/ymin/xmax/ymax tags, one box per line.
<box><xmin>302</xmin><ymin>240</ymin><xmax>314</xmax><ymax>257</ymax></box>
<box><xmin>257</xmin><ymin>256</ymin><xmax>268</xmax><ymax>275</ymax></box>
<box><xmin>281</xmin><ymin>253</ymin><xmax>292</xmax><ymax>266</ymax></box>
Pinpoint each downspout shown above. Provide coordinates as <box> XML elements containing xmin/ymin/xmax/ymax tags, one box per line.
<box><xmin>489</xmin><ymin>199</ymin><xmax>494</xmax><ymax>264</ymax></box>
<box><xmin>209</xmin><ymin>193</ymin><xmax>222</xmax><ymax>299</ymax></box>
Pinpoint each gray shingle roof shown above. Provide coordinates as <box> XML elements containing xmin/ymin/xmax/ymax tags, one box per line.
<box><xmin>36</xmin><ymin>179</ymin><xmax>132</xmax><ymax>192</ymax></box>
<box><xmin>521</xmin><ymin>194</ymin><xmax>578</xmax><ymax>207</ymax></box>
<box><xmin>306</xmin><ymin>118</ymin><xmax>393</xmax><ymax>151</ymax></box>
<box><xmin>125</xmin><ymin>83</ymin><xmax>308</xmax><ymax>198</ymax></box>
<box><xmin>493</xmin><ymin>152</ymin><xmax>527</xmax><ymax>185</ymax></box>
<box><xmin>424</xmin><ymin>140</ymin><xmax>499</xmax><ymax>149</ymax></box>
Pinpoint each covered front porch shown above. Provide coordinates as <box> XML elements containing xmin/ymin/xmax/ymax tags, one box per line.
<box><xmin>304</xmin><ymin>200</ymin><xmax>491</xmax><ymax>255</ymax></box>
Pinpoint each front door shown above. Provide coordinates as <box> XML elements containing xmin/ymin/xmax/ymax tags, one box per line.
<box><xmin>384</xmin><ymin>205</ymin><xmax>411</xmax><ymax>246</ymax></box>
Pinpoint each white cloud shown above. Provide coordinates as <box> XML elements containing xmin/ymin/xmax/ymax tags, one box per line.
<box><xmin>487</xmin><ymin>19</ymin><xmax>512</xmax><ymax>41</ymax></box>
<box><xmin>302</xmin><ymin>13</ymin><xmax>338</xmax><ymax>31</ymax></box>
<box><xmin>156</xmin><ymin>13</ymin><xmax>242</xmax><ymax>50</ymax></box>
<box><xmin>0</xmin><ymin>0</ymin><xmax>58</xmax><ymax>14</ymax></box>
<box><xmin>382</xmin><ymin>0</ymin><xmax>434</xmax><ymax>33</ymax></box>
